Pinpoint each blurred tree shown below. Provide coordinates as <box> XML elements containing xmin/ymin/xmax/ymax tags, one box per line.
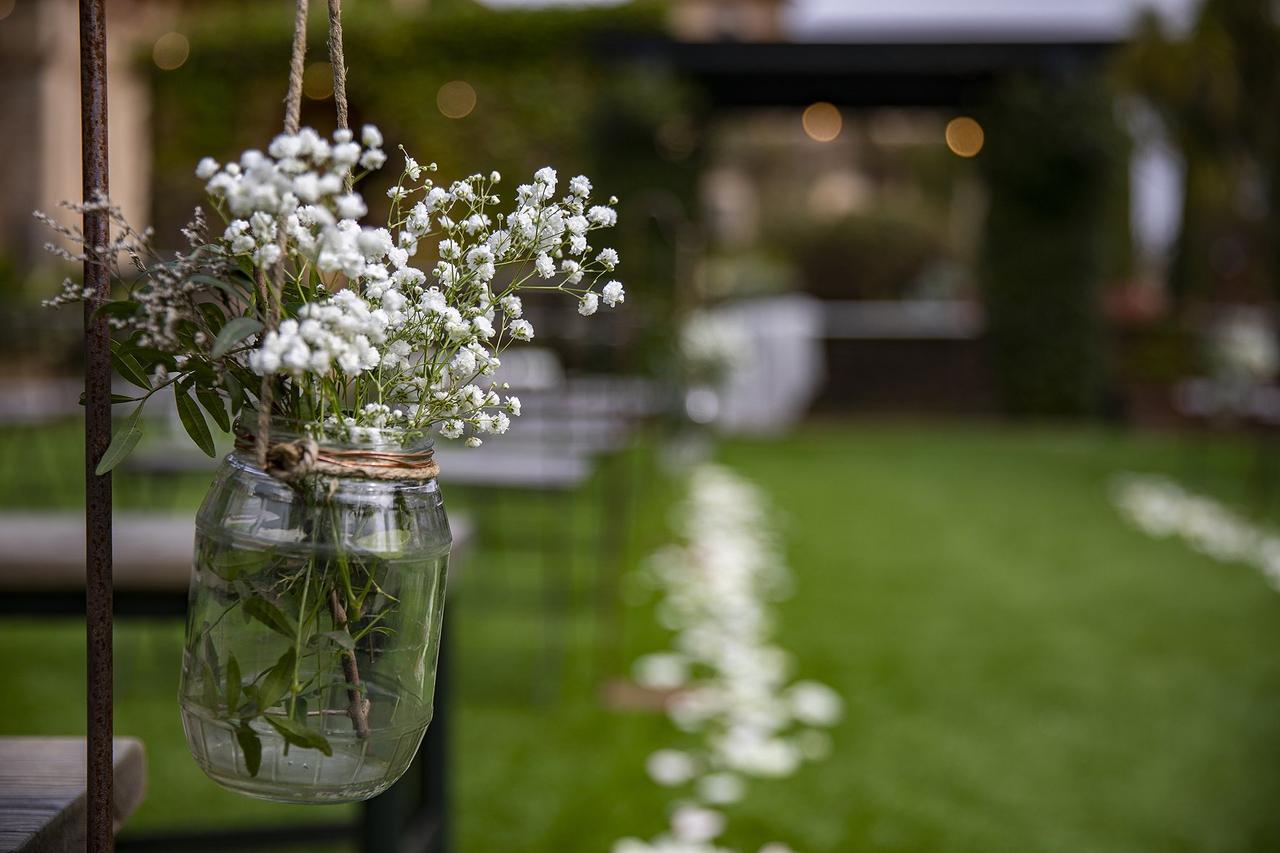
<box><xmin>1122</xmin><ymin>0</ymin><xmax>1280</xmax><ymax>305</ymax></box>
<box><xmin>979</xmin><ymin>75</ymin><xmax>1126</xmax><ymax>416</ymax></box>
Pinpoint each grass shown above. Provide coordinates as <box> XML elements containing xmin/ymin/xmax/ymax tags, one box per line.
<box><xmin>2</xmin><ymin>419</ymin><xmax>1280</xmax><ymax>851</ymax></box>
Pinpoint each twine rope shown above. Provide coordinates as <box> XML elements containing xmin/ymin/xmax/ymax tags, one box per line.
<box><xmin>259</xmin><ymin>0</ymin><xmax>363</xmax><ymax>471</ymax></box>
<box><xmin>236</xmin><ymin>432</ymin><xmax>440</xmax><ymax>483</ymax></box>
<box><xmin>327</xmin><ymin>0</ymin><xmax>349</xmax><ymax>132</ymax></box>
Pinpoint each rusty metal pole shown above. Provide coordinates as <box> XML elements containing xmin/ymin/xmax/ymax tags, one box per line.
<box><xmin>79</xmin><ymin>0</ymin><xmax>114</xmax><ymax>850</ymax></box>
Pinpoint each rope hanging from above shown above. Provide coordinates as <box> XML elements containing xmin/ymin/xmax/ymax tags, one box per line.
<box><xmin>257</xmin><ymin>0</ymin><xmax>353</xmax><ymax>470</ymax></box>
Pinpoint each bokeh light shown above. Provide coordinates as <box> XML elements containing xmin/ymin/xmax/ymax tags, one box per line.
<box><xmin>802</xmin><ymin>102</ymin><xmax>842</xmax><ymax>143</ymax></box>
<box><xmin>437</xmin><ymin>80</ymin><xmax>477</xmax><ymax>119</ymax></box>
<box><xmin>152</xmin><ymin>32</ymin><xmax>190</xmax><ymax>71</ymax></box>
<box><xmin>303</xmin><ymin>62</ymin><xmax>334</xmax><ymax>100</ymax></box>
<box><xmin>945</xmin><ymin>116</ymin><xmax>985</xmax><ymax>158</ymax></box>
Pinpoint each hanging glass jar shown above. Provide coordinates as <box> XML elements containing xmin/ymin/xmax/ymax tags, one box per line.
<box><xmin>179</xmin><ymin>419</ymin><xmax>451</xmax><ymax>803</ymax></box>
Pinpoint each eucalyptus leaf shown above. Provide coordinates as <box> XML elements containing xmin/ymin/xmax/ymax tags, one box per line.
<box><xmin>95</xmin><ymin>405</ymin><xmax>144</xmax><ymax>475</ymax></box>
<box><xmin>175</xmin><ymin>384</ymin><xmax>216</xmax><ymax>457</ymax></box>
<box><xmin>110</xmin><ymin>348</ymin><xmax>152</xmax><ymax>391</ymax></box>
<box><xmin>265</xmin><ymin>714</ymin><xmax>334</xmax><ymax>756</ymax></box>
<box><xmin>190</xmin><ymin>273</ymin><xmax>251</xmax><ymax>299</ymax></box>
<box><xmin>197</xmin><ymin>387</ymin><xmax>230</xmax><ymax>433</ymax></box>
<box><xmin>79</xmin><ymin>392</ymin><xmax>137</xmax><ymax>406</ymax></box>
<box><xmin>236</xmin><ymin>722</ymin><xmax>263</xmax><ymax>777</ymax></box>
<box><xmin>197</xmin><ymin>301</ymin><xmax>227</xmax><ymax>333</ymax></box>
<box><xmin>211</xmin><ymin>317</ymin><xmax>264</xmax><ymax>359</ymax></box>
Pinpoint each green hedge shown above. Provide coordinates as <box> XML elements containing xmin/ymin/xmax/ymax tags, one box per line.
<box><xmin>978</xmin><ymin>76</ymin><xmax>1126</xmax><ymax>416</ymax></box>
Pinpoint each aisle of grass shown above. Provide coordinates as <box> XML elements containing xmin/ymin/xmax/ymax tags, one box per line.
<box><xmin>2</xmin><ymin>421</ymin><xmax>1280</xmax><ymax>851</ymax></box>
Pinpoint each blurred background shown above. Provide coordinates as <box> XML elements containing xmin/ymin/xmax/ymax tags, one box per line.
<box><xmin>4</xmin><ymin>0</ymin><xmax>1280</xmax><ymax>850</ymax></box>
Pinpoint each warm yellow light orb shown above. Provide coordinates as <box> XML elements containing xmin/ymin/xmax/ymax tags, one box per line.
<box><xmin>153</xmin><ymin>32</ymin><xmax>190</xmax><ymax>71</ymax></box>
<box><xmin>437</xmin><ymin>81</ymin><xmax>477</xmax><ymax>120</ymax></box>
<box><xmin>303</xmin><ymin>62</ymin><xmax>334</xmax><ymax>100</ymax></box>
<box><xmin>802</xmin><ymin>102</ymin><xmax>843</xmax><ymax>143</ymax></box>
<box><xmin>945</xmin><ymin>116</ymin><xmax>985</xmax><ymax>158</ymax></box>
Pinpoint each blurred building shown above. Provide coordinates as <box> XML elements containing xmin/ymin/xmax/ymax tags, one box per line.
<box><xmin>670</xmin><ymin>0</ymin><xmax>786</xmax><ymax>41</ymax></box>
<box><xmin>0</xmin><ymin>0</ymin><xmax>169</xmax><ymax>267</ymax></box>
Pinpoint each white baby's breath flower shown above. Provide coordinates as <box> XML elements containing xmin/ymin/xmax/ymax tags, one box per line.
<box><xmin>587</xmin><ymin>205</ymin><xmax>617</xmax><ymax>227</ymax></box>
<box><xmin>535</xmin><ymin>253</ymin><xmax>555</xmax><ymax>279</ymax></box>
<box><xmin>578</xmin><ymin>292</ymin><xmax>599</xmax><ymax>316</ymax></box>
<box><xmin>602</xmin><ymin>280</ymin><xmax>625</xmax><ymax>307</ymax></box>
<box><xmin>500</xmin><ymin>295</ymin><xmax>523</xmax><ymax>318</ymax></box>
<box><xmin>508</xmin><ymin>319</ymin><xmax>534</xmax><ymax>341</ymax></box>
<box><xmin>195</xmin><ymin>157</ymin><xmax>220</xmax><ymax>179</ymax></box>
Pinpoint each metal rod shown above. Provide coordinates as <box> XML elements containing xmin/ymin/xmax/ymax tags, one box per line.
<box><xmin>79</xmin><ymin>0</ymin><xmax>114</xmax><ymax>850</ymax></box>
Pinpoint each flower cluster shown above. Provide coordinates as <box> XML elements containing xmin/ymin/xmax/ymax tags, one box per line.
<box><xmin>217</xmin><ymin>125</ymin><xmax>623</xmax><ymax>442</ymax></box>
<box><xmin>1113</xmin><ymin>473</ymin><xmax>1280</xmax><ymax>589</ymax></box>
<box><xmin>615</xmin><ymin>465</ymin><xmax>842</xmax><ymax>853</ymax></box>
<box><xmin>42</xmin><ymin>123</ymin><xmax>625</xmax><ymax>461</ymax></box>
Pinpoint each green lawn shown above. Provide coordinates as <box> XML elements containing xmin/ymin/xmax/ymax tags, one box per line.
<box><xmin>3</xmin><ymin>421</ymin><xmax>1280</xmax><ymax>851</ymax></box>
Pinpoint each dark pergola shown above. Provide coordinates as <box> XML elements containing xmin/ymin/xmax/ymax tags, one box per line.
<box><xmin>607</xmin><ymin>35</ymin><xmax>1118</xmax><ymax>108</ymax></box>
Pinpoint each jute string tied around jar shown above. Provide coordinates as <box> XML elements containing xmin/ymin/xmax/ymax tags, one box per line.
<box><xmin>234</xmin><ymin>432</ymin><xmax>441</xmax><ymax>483</ymax></box>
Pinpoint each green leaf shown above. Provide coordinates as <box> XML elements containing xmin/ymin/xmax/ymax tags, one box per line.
<box><xmin>255</xmin><ymin>647</ymin><xmax>297</xmax><ymax>712</ymax></box>
<box><xmin>292</xmin><ymin>696</ymin><xmax>308</xmax><ymax>723</ymax></box>
<box><xmin>243</xmin><ymin>596</ymin><xmax>297</xmax><ymax>638</ymax></box>
<box><xmin>202</xmin><ymin>629</ymin><xmax>221</xmax><ymax>682</ymax></box>
<box><xmin>320</xmin><ymin>630</ymin><xmax>356</xmax><ymax>651</ymax></box>
<box><xmin>224</xmin><ymin>654</ymin><xmax>241</xmax><ymax>714</ymax></box>
<box><xmin>201</xmin><ymin>662</ymin><xmax>219</xmax><ymax>712</ymax></box>
<box><xmin>93</xmin><ymin>300</ymin><xmax>139</xmax><ymax>321</ymax></box>
<box><xmin>95</xmin><ymin>405</ymin><xmax>144</xmax><ymax>475</ymax></box>
<box><xmin>208</xmin><ymin>549</ymin><xmax>273</xmax><ymax>582</ymax></box>
<box><xmin>225</xmin><ymin>372</ymin><xmax>245</xmax><ymax>413</ymax></box>
<box><xmin>110</xmin><ymin>347</ymin><xmax>152</xmax><ymax>391</ymax></box>
<box><xmin>197</xmin><ymin>387</ymin><xmax>230</xmax><ymax>433</ymax></box>
<box><xmin>190</xmin><ymin>273</ymin><xmax>252</xmax><ymax>300</ymax></box>
<box><xmin>265</xmin><ymin>714</ymin><xmax>333</xmax><ymax>756</ymax></box>
<box><xmin>197</xmin><ymin>301</ymin><xmax>227</xmax><ymax>334</ymax></box>
<box><xmin>79</xmin><ymin>392</ymin><xmax>137</xmax><ymax>406</ymax></box>
<box><xmin>211</xmin><ymin>317</ymin><xmax>264</xmax><ymax>359</ymax></box>
<box><xmin>175</xmin><ymin>384</ymin><xmax>216</xmax><ymax>457</ymax></box>
<box><xmin>355</xmin><ymin>529</ymin><xmax>413</xmax><ymax>554</ymax></box>
<box><xmin>236</xmin><ymin>722</ymin><xmax>262</xmax><ymax>777</ymax></box>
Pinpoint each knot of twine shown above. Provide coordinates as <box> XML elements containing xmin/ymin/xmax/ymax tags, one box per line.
<box><xmin>235</xmin><ymin>432</ymin><xmax>440</xmax><ymax>483</ymax></box>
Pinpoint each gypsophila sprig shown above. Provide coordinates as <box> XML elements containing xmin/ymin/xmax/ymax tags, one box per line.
<box><xmin>41</xmin><ymin>124</ymin><xmax>624</xmax><ymax>467</ymax></box>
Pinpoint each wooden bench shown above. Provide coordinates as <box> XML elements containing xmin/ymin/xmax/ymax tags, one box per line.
<box><xmin>0</xmin><ymin>737</ymin><xmax>146</xmax><ymax>853</ymax></box>
<box><xmin>0</xmin><ymin>513</ymin><xmax>195</xmax><ymax>617</ymax></box>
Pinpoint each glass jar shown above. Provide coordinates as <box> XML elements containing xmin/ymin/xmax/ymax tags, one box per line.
<box><xmin>179</xmin><ymin>420</ymin><xmax>451</xmax><ymax>803</ymax></box>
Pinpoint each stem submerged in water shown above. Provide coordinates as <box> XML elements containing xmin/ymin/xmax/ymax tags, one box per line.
<box><xmin>329</xmin><ymin>587</ymin><xmax>371</xmax><ymax>738</ymax></box>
